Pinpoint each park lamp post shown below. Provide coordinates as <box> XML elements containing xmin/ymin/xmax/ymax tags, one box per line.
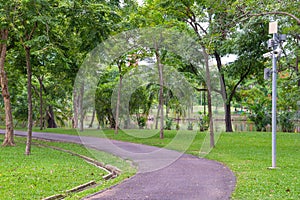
<box><xmin>263</xmin><ymin>21</ymin><xmax>286</xmax><ymax>169</ymax></box>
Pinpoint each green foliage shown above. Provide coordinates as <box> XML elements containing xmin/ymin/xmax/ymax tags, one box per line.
<box><xmin>237</xmin><ymin>80</ymin><xmax>265</xmax><ymax>131</ymax></box>
<box><xmin>240</xmin><ymin>70</ymin><xmax>299</xmax><ymax>132</ymax></box>
<box><xmin>164</xmin><ymin>118</ymin><xmax>173</xmax><ymax>130</ymax></box>
<box><xmin>137</xmin><ymin>116</ymin><xmax>146</xmax><ymax>129</ymax></box>
<box><xmin>278</xmin><ymin>111</ymin><xmax>295</xmax><ymax>132</ymax></box>
<box><xmin>247</xmin><ymin>100</ymin><xmax>272</xmax><ymax>132</ymax></box>
<box><xmin>277</xmin><ymin>75</ymin><xmax>299</xmax><ymax>112</ymax></box>
<box><xmin>198</xmin><ymin>113</ymin><xmax>209</xmax><ymax>131</ymax></box>
<box><xmin>129</xmin><ymin>86</ymin><xmax>153</xmax><ymax>118</ymax></box>
<box><xmin>187</xmin><ymin>122</ymin><xmax>193</xmax><ymax>130</ymax></box>
<box><xmin>175</xmin><ymin>123</ymin><xmax>180</xmax><ymax>130</ymax></box>
<box><xmin>0</xmin><ymin>0</ymin><xmax>123</xmax><ymax>130</ymax></box>
<box><xmin>95</xmin><ymin>67</ymin><xmax>118</xmax><ymax>128</ymax></box>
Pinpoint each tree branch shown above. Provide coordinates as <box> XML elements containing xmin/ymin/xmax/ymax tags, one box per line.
<box><xmin>194</xmin><ymin>87</ymin><xmax>207</xmax><ymax>92</ymax></box>
<box><xmin>31</xmin><ymin>84</ymin><xmax>39</xmax><ymax>96</ymax></box>
<box><xmin>185</xmin><ymin>5</ymin><xmax>208</xmax><ymax>37</ymax></box>
<box><xmin>249</xmin><ymin>12</ymin><xmax>300</xmax><ymax>26</ymax></box>
<box><xmin>228</xmin><ymin>65</ymin><xmax>251</xmax><ymax>102</ymax></box>
<box><xmin>212</xmin><ymin>88</ymin><xmax>222</xmax><ymax>95</ymax></box>
<box><xmin>27</xmin><ymin>21</ymin><xmax>38</xmax><ymax>41</ymax></box>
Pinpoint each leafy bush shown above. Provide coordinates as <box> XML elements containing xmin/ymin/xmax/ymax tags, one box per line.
<box><xmin>164</xmin><ymin>118</ymin><xmax>173</xmax><ymax>130</ymax></box>
<box><xmin>137</xmin><ymin>116</ymin><xmax>146</xmax><ymax>129</ymax></box>
<box><xmin>198</xmin><ymin>114</ymin><xmax>209</xmax><ymax>131</ymax></box>
<box><xmin>279</xmin><ymin>111</ymin><xmax>295</xmax><ymax>132</ymax></box>
<box><xmin>187</xmin><ymin>122</ymin><xmax>193</xmax><ymax>130</ymax></box>
<box><xmin>175</xmin><ymin>123</ymin><xmax>180</xmax><ymax>130</ymax></box>
<box><xmin>247</xmin><ymin>100</ymin><xmax>271</xmax><ymax>131</ymax></box>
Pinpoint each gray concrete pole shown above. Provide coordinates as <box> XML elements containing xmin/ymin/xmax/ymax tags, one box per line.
<box><xmin>271</xmin><ymin>33</ymin><xmax>277</xmax><ymax>169</ymax></box>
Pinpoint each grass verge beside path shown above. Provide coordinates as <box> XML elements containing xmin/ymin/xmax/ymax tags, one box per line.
<box><xmin>207</xmin><ymin>132</ymin><xmax>300</xmax><ymax>200</ymax></box>
<box><xmin>36</xmin><ymin>128</ymin><xmax>300</xmax><ymax>199</ymax></box>
<box><xmin>0</xmin><ymin>135</ymin><xmax>136</xmax><ymax>200</ymax></box>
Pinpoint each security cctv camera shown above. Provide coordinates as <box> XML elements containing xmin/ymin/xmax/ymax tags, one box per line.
<box><xmin>263</xmin><ymin>51</ymin><xmax>272</xmax><ymax>58</ymax></box>
<box><xmin>267</xmin><ymin>39</ymin><xmax>274</xmax><ymax>49</ymax></box>
<box><xmin>273</xmin><ymin>47</ymin><xmax>282</xmax><ymax>57</ymax></box>
<box><xmin>279</xmin><ymin>34</ymin><xmax>287</xmax><ymax>42</ymax></box>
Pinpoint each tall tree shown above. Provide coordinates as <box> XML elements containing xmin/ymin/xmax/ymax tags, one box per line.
<box><xmin>202</xmin><ymin>47</ymin><xmax>214</xmax><ymax>147</ymax></box>
<box><xmin>0</xmin><ymin>1</ymin><xmax>16</xmax><ymax>146</ymax></box>
<box><xmin>154</xmin><ymin>44</ymin><xmax>165</xmax><ymax>139</ymax></box>
<box><xmin>24</xmin><ymin>35</ymin><xmax>33</xmax><ymax>155</ymax></box>
<box><xmin>0</xmin><ymin>29</ymin><xmax>14</xmax><ymax>146</ymax></box>
<box><xmin>152</xmin><ymin>0</ymin><xmax>275</xmax><ymax>132</ymax></box>
<box><xmin>114</xmin><ymin>61</ymin><xmax>123</xmax><ymax>134</ymax></box>
<box><xmin>66</xmin><ymin>0</ymin><xmax>121</xmax><ymax>130</ymax></box>
<box><xmin>114</xmin><ymin>53</ymin><xmax>139</xmax><ymax>134</ymax></box>
<box><xmin>9</xmin><ymin>0</ymin><xmax>56</xmax><ymax>155</ymax></box>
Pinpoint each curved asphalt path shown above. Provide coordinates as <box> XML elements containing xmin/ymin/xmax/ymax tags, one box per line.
<box><xmin>1</xmin><ymin>130</ymin><xmax>236</xmax><ymax>200</ymax></box>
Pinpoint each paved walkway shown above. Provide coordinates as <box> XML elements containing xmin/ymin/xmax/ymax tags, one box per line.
<box><xmin>1</xmin><ymin>130</ymin><xmax>236</xmax><ymax>199</ymax></box>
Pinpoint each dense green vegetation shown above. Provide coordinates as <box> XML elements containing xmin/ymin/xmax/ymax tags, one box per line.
<box><xmin>0</xmin><ymin>0</ymin><xmax>298</xmax><ymax>136</ymax></box>
<box><xmin>0</xmin><ymin>135</ymin><xmax>136</xmax><ymax>200</ymax></box>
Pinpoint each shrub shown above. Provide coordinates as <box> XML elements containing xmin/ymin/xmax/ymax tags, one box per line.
<box><xmin>247</xmin><ymin>100</ymin><xmax>271</xmax><ymax>131</ymax></box>
<box><xmin>187</xmin><ymin>122</ymin><xmax>193</xmax><ymax>130</ymax></box>
<box><xmin>164</xmin><ymin>118</ymin><xmax>173</xmax><ymax>130</ymax></box>
<box><xmin>137</xmin><ymin>116</ymin><xmax>146</xmax><ymax>129</ymax></box>
<box><xmin>198</xmin><ymin>114</ymin><xmax>209</xmax><ymax>131</ymax></box>
<box><xmin>279</xmin><ymin>111</ymin><xmax>295</xmax><ymax>132</ymax></box>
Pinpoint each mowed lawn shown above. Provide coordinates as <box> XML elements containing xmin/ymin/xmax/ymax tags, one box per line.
<box><xmin>35</xmin><ymin>128</ymin><xmax>300</xmax><ymax>199</ymax></box>
<box><xmin>0</xmin><ymin>135</ymin><xmax>136</xmax><ymax>200</ymax></box>
<box><xmin>207</xmin><ymin>132</ymin><xmax>300</xmax><ymax>200</ymax></box>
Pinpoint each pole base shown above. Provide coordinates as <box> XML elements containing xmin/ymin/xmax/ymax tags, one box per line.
<box><xmin>268</xmin><ymin>166</ymin><xmax>279</xmax><ymax>170</ymax></box>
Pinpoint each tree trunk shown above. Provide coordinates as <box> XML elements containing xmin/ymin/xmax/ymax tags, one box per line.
<box><xmin>0</xmin><ymin>29</ymin><xmax>15</xmax><ymax>147</ymax></box>
<box><xmin>79</xmin><ymin>82</ymin><xmax>84</xmax><ymax>132</ymax></box>
<box><xmin>155</xmin><ymin>48</ymin><xmax>164</xmax><ymax>139</ymax></box>
<box><xmin>215</xmin><ymin>52</ymin><xmax>233</xmax><ymax>132</ymax></box>
<box><xmin>203</xmin><ymin>87</ymin><xmax>206</xmax><ymax>115</ymax></box>
<box><xmin>155</xmin><ymin>104</ymin><xmax>160</xmax><ymax>129</ymax></box>
<box><xmin>165</xmin><ymin>90</ymin><xmax>170</xmax><ymax>118</ymax></box>
<box><xmin>89</xmin><ymin>109</ymin><xmax>96</xmax><ymax>128</ymax></box>
<box><xmin>225</xmin><ymin>103</ymin><xmax>233</xmax><ymax>132</ymax></box>
<box><xmin>38</xmin><ymin>76</ymin><xmax>44</xmax><ymax>130</ymax></box>
<box><xmin>73</xmin><ymin>88</ymin><xmax>79</xmax><ymax>128</ymax></box>
<box><xmin>115</xmin><ymin>63</ymin><xmax>123</xmax><ymax>134</ymax></box>
<box><xmin>47</xmin><ymin>105</ymin><xmax>57</xmax><ymax>128</ymax></box>
<box><xmin>297</xmin><ymin>38</ymin><xmax>300</xmax><ymax>87</ymax></box>
<box><xmin>124</xmin><ymin>113</ymin><xmax>130</xmax><ymax>129</ymax></box>
<box><xmin>24</xmin><ymin>21</ymin><xmax>38</xmax><ymax>155</ymax></box>
<box><xmin>109</xmin><ymin>115</ymin><xmax>116</xmax><ymax>129</ymax></box>
<box><xmin>203</xmin><ymin>47</ymin><xmax>214</xmax><ymax>147</ymax></box>
<box><xmin>25</xmin><ymin>46</ymin><xmax>33</xmax><ymax>155</ymax></box>
<box><xmin>296</xmin><ymin>53</ymin><xmax>300</xmax><ymax>87</ymax></box>
<box><xmin>159</xmin><ymin>73</ymin><xmax>164</xmax><ymax>139</ymax></box>
<box><xmin>166</xmin><ymin>105</ymin><xmax>169</xmax><ymax>118</ymax></box>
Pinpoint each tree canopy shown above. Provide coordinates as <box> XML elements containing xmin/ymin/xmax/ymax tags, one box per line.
<box><xmin>0</xmin><ymin>0</ymin><xmax>299</xmax><ymax>150</ymax></box>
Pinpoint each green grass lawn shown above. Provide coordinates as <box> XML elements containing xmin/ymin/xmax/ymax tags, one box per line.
<box><xmin>207</xmin><ymin>132</ymin><xmax>300</xmax><ymax>200</ymax></box>
<box><xmin>0</xmin><ymin>135</ymin><xmax>136</xmax><ymax>200</ymax></box>
<box><xmin>34</xmin><ymin>128</ymin><xmax>300</xmax><ymax>199</ymax></box>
